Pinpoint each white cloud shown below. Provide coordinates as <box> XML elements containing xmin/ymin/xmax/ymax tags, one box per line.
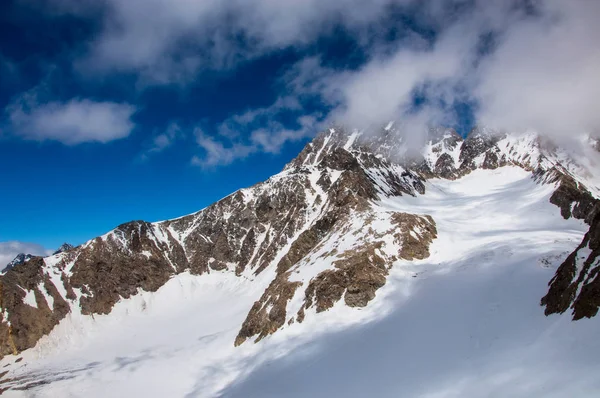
<box><xmin>48</xmin><ymin>0</ymin><xmax>418</xmax><ymax>85</ymax></box>
<box><xmin>270</xmin><ymin>0</ymin><xmax>600</xmax><ymax>144</ymax></box>
<box><xmin>192</xmin><ymin>128</ymin><xmax>255</xmax><ymax>168</ymax></box>
<box><xmin>256</xmin><ymin>24</ymin><xmax>478</xmax><ymax>146</ymax></box>
<box><xmin>0</xmin><ymin>241</ymin><xmax>53</xmax><ymax>269</ymax></box>
<box><xmin>250</xmin><ymin>115</ymin><xmax>318</xmax><ymax>153</ymax></box>
<box><xmin>191</xmin><ymin>97</ymin><xmax>317</xmax><ymax>167</ymax></box>
<box><xmin>147</xmin><ymin>122</ymin><xmax>182</xmax><ymax>154</ymax></box>
<box><xmin>217</xmin><ymin>96</ymin><xmax>302</xmax><ymax>139</ymax></box>
<box><xmin>7</xmin><ymin>92</ymin><xmax>137</xmax><ymax>145</ymax></box>
<box><xmin>138</xmin><ymin>122</ymin><xmax>182</xmax><ymax>161</ymax></box>
<box><xmin>325</xmin><ymin>25</ymin><xmax>475</xmax><ymax>132</ymax></box>
<box><xmin>473</xmin><ymin>1</ymin><xmax>600</xmax><ymax>140</ymax></box>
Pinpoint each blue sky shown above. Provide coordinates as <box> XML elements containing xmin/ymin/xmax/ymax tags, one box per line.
<box><xmin>0</xmin><ymin>0</ymin><xmax>598</xmax><ymax>258</ymax></box>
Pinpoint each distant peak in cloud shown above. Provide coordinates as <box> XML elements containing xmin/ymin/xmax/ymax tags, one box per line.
<box><xmin>0</xmin><ymin>241</ymin><xmax>52</xmax><ymax>271</ymax></box>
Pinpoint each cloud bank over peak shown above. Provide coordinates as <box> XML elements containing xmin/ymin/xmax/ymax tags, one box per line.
<box><xmin>473</xmin><ymin>1</ymin><xmax>600</xmax><ymax>140</ymax></box>
<box><xmin>277</xmin><ymin>1</ymin><xmax>600</xmax><ymax>139</ymax></box>
<box><xmin>180</xmin><ymin>0</ymin><xmax>600</xmax><ymax>166</ymax></box>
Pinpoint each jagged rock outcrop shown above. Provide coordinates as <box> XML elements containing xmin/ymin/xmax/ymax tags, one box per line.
<box><xmin>235</xmin><ymin>274</ymin><xmax>301</xmax><ymax>346</ymax></box>
<box><xmin>458</xmin><ymin>127</ymin><xmax>502</xmax><ymax>172</ymax></box>
<box><xmin>548</xmin><ymin>174</ymin><xmax>599</xmax><ymax>224</ymax></box>
<box><xmin>70</xmin><ymin>221</ymin><xmax>177</xmax><ymax>315</ymax></box>
<box><xmin>302</xmin><ymin>243</ymin><xmax>388</xmax><ymax>313</ymax></box>
<box><xmin>540</xmin><ymin>170</ymin><xmax>600</xmax><ymax>319</ymax></box>
<box><xmin>0</xmin><ymin>258</ymin><xmax>70</xmax><ymax>358</ymax></box>
<box><xmin>542</xmin><ymin>207</ymin><xmax>600</xmax><ymax>319</ymax></box>
<box><xmin>417</xmin><ymin>127</ymin><xmax>506</xmax><ymax>180</ymax></box>
<box><xmin>298</xmin><ymin>212</ymin><xmax>437</xmax><ymax>317</ymax></box>
<box><xmin>52</xmin><ymin>243</ymin><xmax>74</xmax><ymax>256</ymax></box>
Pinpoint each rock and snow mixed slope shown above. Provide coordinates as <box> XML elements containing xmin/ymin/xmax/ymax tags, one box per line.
<box><xmin>1</xmin><ymin>254</ymin><xmax>35</xmax><ymax>273</ymax></box>
<box><xmin>0</xmin><ymin>126</ymin><xmax>599</xmax><ymax>396</ymax></box>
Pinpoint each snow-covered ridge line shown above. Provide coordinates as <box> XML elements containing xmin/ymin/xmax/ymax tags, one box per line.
<box><xmin>61</xmin><ymin>126</ymin><xmax>600</xmax><ymax>261</ymax></box>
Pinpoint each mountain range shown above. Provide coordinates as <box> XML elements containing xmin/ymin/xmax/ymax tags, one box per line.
<box><xmin>0</xmin><ymin>125</ymin><xmax>599</xmax><ymax>396</ymax></box>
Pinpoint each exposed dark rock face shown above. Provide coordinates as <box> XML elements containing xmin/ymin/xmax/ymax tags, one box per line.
<box><xmin>276</xmin><ymin>215</ymin><xmax>338</xmax><ymax>274</ymax></box>
<box><xmin>235</xmin><ymin>274</ymin><xmax>301</xmax><ymax>346</ymax></box>
<box><xmin>0</xmin><ymin>258</ymin><xmax>69</xmax><ymax>358</ymax></box>
<box><xmin>424</xmin><ymin>129</ymin><xmax>464</xmax><ymax>179</ymax></box>
<box><xmin>414</xmin><ymin>127</ymin><xmax>509</xmax><ymax>181</ymax></box>
<box><xmin>302</xmin><ymin>243</ymin><xmax>388</xmax><ymax>313</ymax></box>
<box><xmin>540</xmin><ymin>166</ymin><xmax>600</xmax><ymax>319</ymax></box>
<box><xmin>296</xmin><ymin>212</ymin><xmax>437</xmax><ymax>321</ymax></box>
<box><xmin>392</xmin><ymin>213</ymin><xmax>438</xmax><ymax>261</ymax></box>
<box><xmin>61</xmin><ymin>272</ymin><xmax>76</xmax><ymax>301</ymax></box>
<box><xmin>482</xmin><ymin>150</ymin><xmax>502</xmax><ymax>169</ymax></box>
<box><xmin>458</xmin><ymin>127</ymin><xmax>501</xmax><ymax>172</ymax></box>
<box><xmin>590</xmin><ymin>136</ymin><xmax>600</xmax><ymax>152</ymax></box>
<box><xmin>70</xmin><ymin>222</ymin><xmax>178</xmax><ymax>315</ymax></box>
<box><xmin>542</xmin><ymin>209</ymin><xmax>600</xmax><ymax>319</ymax></box>
<box><xmin>548</xmin><ymin>174</ymin><xmax>599</xmax><ymax>224</ymax></box>
<box><xmin>434</xmin><ymin>153</ymin><xmax>458</xmax><ymax>179</ymax></box>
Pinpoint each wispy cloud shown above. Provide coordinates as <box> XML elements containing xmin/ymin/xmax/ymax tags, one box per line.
<box><xmin>142</xmin><ymin>122</ymin><xmax>183</xmax><ymax>158</ymax></box>
<box><xmin>6</xmin><ymin>88</ymin><xmax>137</xmax><ymax>144</ymax></box>
<box><xmin>192</xmin><ymin>128</ymin><xmax>255</xmax><ymax>168</ymax></box>
<box><xmin>191</xmin><ymin>97</ymin><xmax>317</xmax><ymax>167</ymax></box>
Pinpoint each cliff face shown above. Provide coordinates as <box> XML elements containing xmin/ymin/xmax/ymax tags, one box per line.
<box><xmin>541</xmin><ymin>199</ymin><xmax>600</xmax><ymax>320</ymax></box>
<box><xmin>0</xmin><ymin>125</ymin><xmax>598</xmax><ymax>360</ymax></box>
<box><xmin>0</xmin><ymin>257</ymin><xmax>70</xmax><ymax>356</ymax></box>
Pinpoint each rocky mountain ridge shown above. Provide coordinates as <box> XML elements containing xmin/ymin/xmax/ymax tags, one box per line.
<box><xmin>2</xmin><ymin>254</ymin><xmax>35</xmax><ymax>273</ymax></box>
<box><xmin>0</xmin><ymin>125</ymin><xmax>599</xmax><ymax>360</ymax></box>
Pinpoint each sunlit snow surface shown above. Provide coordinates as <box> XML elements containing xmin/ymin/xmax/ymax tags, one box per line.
<box><xmin>3</xmin><ymin>167</ymin><xmax>600</xmax><ymax>397</ymax></box>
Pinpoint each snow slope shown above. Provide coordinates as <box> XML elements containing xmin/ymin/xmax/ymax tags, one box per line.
<box><xmin>2</xmin><ymin>166</ymin><xmax>598</xmax><ymax>397</ymax></box>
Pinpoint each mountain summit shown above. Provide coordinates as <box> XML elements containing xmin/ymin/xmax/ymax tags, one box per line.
<box><xmin>0</xmin><ymin>126</ymin><xmax>599</xmax><ymax>395</ymax></box>
<box><xmin>2</xmin><ymin>253</ymin><xmax>35</xmax><ymax>273</ymax></box>
<box><xmin>52</xmin><ymin>243</ymin><xmax>74</xmax><ymax>256</ymax></box>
